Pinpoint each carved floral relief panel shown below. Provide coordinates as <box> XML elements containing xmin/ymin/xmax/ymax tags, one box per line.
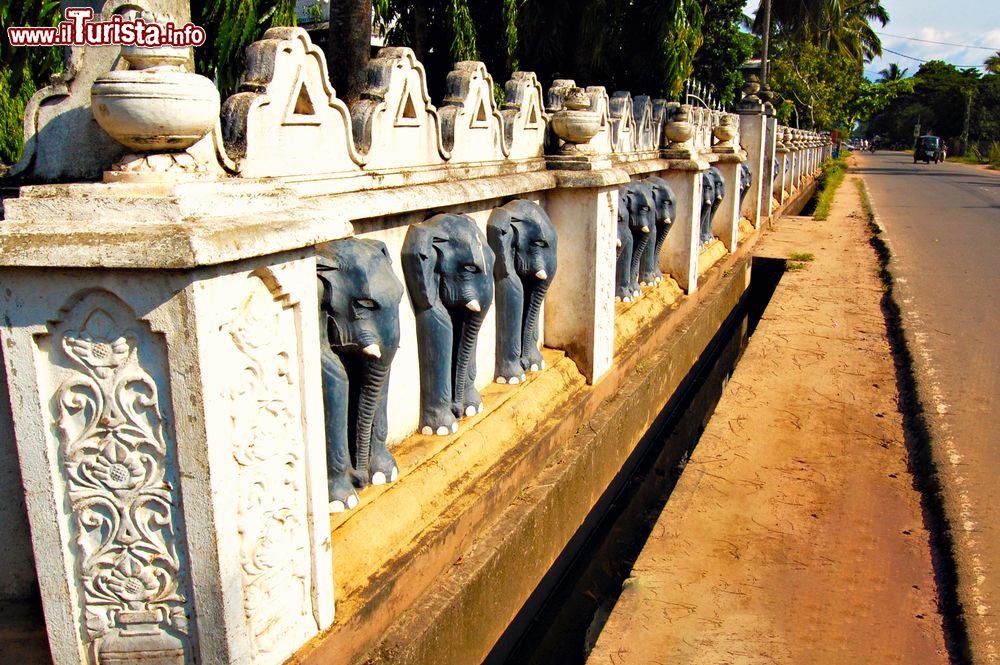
<box><xmin>224</xmin><ymin>272</ymin><xmax>316</xmax><ymax>664</ymax></box>
<box><xmin>39</xmin><ymin>290</ymin><xmax>193</xmax><ymax>663</ymax></box>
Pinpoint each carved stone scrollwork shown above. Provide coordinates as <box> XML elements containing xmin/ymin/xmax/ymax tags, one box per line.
<box><xmin>48</xmin><ymin>292</ymin><xmax>192</xmax><ymax>662</ymax></box>
<box><xmin>226</xmin><ymin>274</ymin><xmax>316</xmax><ymax>661</ymax></box>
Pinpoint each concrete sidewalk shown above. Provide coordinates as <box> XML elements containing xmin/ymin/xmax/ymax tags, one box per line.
<box><xmin>587</xmin><ymin>175</ymin><xmax>950</xmax><ymax>664</ymax></box>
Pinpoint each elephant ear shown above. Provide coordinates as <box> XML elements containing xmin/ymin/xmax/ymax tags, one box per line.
<box><xmin>402</xmin><ymin>222</ymin><xmax>444</xmax><ymax>311</ymax></box>
<box><xmin>487</xmin><ymin>206</ymin><xmax>516</xmax><ymax>280</ymax></box>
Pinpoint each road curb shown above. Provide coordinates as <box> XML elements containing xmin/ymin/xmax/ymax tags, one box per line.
<box><xmin>857</xmin><ymin>178</ymin><xmax>979</xmax><ymax>665</ymax></box>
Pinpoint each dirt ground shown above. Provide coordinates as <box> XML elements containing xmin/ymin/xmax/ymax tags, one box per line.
<box><xmin>587</xmin><ymin>173</ymin><xmax>950</xmax><ymax>664</ymax></box>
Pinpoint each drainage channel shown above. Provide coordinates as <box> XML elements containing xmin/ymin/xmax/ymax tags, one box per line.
<box><xmin>485</xmin><ymin>257</ymin><xmax>787</xmax><ymax>665</ymax></box>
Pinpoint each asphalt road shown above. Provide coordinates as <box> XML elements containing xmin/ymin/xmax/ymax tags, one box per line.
<box><xmin>858</xmin><ymin>151</ymin><xmax>1000</xmax><ymax>663</ymax></box>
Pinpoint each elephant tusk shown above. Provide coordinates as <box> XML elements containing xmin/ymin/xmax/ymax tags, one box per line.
<box><xmin>465</xmin><ymin>299</ymin><xmax>482</xmax><ymax>313</ymax></box>
<box><xmin>716</xmin><ymin>195</ymin><xmax>723</xmax><ymax>201</ymax></box>
<box><xmin>641</xmin><ymin>226</ymin><xmax>650</xmax><ymax>233</ymax></box>
<box><xmin>535</xmin><ymin>270</ymin><xmax>548</xmax><ymax>280</ymax></box>
<box><xmin>616</xmin><ymin>238</ymin><xmax>622</xmax><ymax>248</ymax></box>
<box><xmin>361</xmin><ymin>343</ymin><xmax>381</xmax><ymax>359</ymax></box>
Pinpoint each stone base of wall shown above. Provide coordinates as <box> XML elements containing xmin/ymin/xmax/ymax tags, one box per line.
<box><xmin>288</xmin><ymin>168</ymin><xmax>822</xmax><ymax>665</ymax></box>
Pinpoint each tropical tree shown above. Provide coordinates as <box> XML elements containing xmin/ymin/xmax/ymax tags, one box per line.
<box><xmin>194</xmin><ymin>0</ymin><xmax>297</xmax><ymax>98</ymax></box>
<box><xmin>751</xmin><ymin>0</ymin><xmax>888</xmax><ymax>64</ymax></box>
<box><xmin>986</xmin><ymin>51</ymin><xmax>1000</xmax><ymax>75</ymax></box>
<box><xmin>877</xmin><ymin>63</ymin><xmax>908</xmax><ymax>82</ymax></box>
<box><xmin>328</xmin><ymin>0</ymin><xmax>373</xmax><ymax>103</ymax></box>
<box><xmin>692</xmin><ymin>0</ymin><xmax>759</xmax><ymax>106</ymax></box>
<box><xmin>0</xmin><ymin>1</ymin><xmax>63</xmax><ymax>164</ymax></box>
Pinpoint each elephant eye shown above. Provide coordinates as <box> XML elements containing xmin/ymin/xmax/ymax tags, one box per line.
<box><xmin>533</xmin><ymin>240</ymin><xmax>548</xmax><ymax>248</ymax></box>
<box><xmin>463</xmin><ymin>264</ymin><xmax>480</xmax><ymax>274</ymax></box>
<box><xmin>641</xmin><ymin>206</ymin><xmax>650</xmax><ymax>212</ymax></box>
<box><xmin>356</xmin><ymin>299</ymin><xmax>377</xmax><ymax>309</ymax></box>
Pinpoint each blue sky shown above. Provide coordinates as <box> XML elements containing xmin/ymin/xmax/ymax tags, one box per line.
<box><xmin>743</xmin><ymin>0</ymin><xmax>1000</xmax><ymax>80</ymax></box>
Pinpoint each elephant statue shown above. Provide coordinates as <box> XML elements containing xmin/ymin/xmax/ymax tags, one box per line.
<box><xmin>615</xmin><ymin>181</ymin><xmax>655</xmax><ymax>302</ymax></box>
<box><xmin>739</xmin><ymin>162</ymin><xmax>752</xmax><ymax>209</ymax></box>
<box><xmin>402</xmin><ymin>213</ymin><xmax>495</xmax><ymax>436</ymax></box>
<box><xmin>637</xmin><ymin>176</ymin><xmax>676</xmax><ymax>286</ymax></box>
<box><xmin>317</xmin><ymin>238</ymin><xmax>405</xmax><ymax>512</ymax></box>
<box><xmin>487</xmin><ymin>199</ymin><xmax>558</xmax><ymax>385</ymax></box>
<box><xmin>699</xmin><ymin>166</ymin><xmax>724</xmax><ymax>246</ymax></box>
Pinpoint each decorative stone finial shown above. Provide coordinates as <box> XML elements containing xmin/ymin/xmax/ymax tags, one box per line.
<box><xmin>91</xmin><ymin>10</ymin><xmax>220</xmax><ymax>181</ymax></box>
<box><xmin>550</xmin><ymin>87</ymin><xmax>601</xmax><ymax>156</ymax></box>
<box><xmin>713</xmin><ymin>114</ymin><xmax>738</xmax><ymax>153</ymax></box>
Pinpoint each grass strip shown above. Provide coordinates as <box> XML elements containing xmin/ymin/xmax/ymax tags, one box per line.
<box><xmin>812</xmin><ymin>155</ymin><xmax>848</xmax><ymax>220</ymax></box>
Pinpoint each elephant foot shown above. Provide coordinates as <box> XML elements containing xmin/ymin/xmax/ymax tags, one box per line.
<box><xmin>420</xmin><ymin>405</ymin><xmax>460</xmax><ymax>436</ymax></box>
<box><xmin>329</xmin><ymin>475</ymin><xmax>360</xmax><ymax>513</ymax></box>
<box><xmin>369</xmin><ymin>448</ymin><xmax>399</xmax><ymax>486</ymax></box>
<box><xmin>464</xmin><ymin>403</ymin><xmax>484</xmax><ymax>417</ymax></box>
<box><xmin>527</xmin><ymin>360</ymin><xmax>544</xmax><ymax>372</ymax></box>
<box><xmin>496</xmin><ymin>360</ymin><xmax>527</xmax><ymax>385</ymax></box>
<box><xmin>421</xmin><ymin>422</ymin><xmax>458</xmax><ymax>436</ymax></box>
<box><xmin>371</xmin><ymin>466</ymin><xmax>398</xmax><ymax>485</ymax></box>
<box><xmin>496</xmin><ymin>373</ymin><xmax>526</xmax><ymax>385</ymax></box>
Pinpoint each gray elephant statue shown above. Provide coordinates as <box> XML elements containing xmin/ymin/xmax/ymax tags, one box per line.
<box><xmin>487</xmin><ymin>199</ymin><xmax>558</xmax><ymax>385</ymax></box>
<box><xmin>739</xmin><ymin>162</ymin><xmax>752</xmax><ymax>208</ymax></box>
<box><xmin>402</xmin><ymin>213</ymin><xmax>495</xmax><ymax>436</ymax></box>
<box><xmin>638</xmin><ymin>176</ymin><xmax>676</xmax><ymax>286</ymax></box>
<box><xmin>700</xmin><ymin>166</ymin><xmax>724</xmax><ymax>246</ymax></box>
<box><xmin>616</xmin><ymin>181</ymin><xmax>655</xmax><ymax>302</ymax></box>
<box><xmin>317</xmin><ymin>238</ymin><xmax>405</xmax><ymax>512</ymax></box>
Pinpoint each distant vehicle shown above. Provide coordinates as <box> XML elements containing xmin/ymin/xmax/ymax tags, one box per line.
<box><xmin>914</xmin><ymin>135</ymin><xmax>941</xmax><ymax>164</ymax></box>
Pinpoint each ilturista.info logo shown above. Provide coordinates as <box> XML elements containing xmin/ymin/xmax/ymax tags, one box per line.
<box><xmin>7</xmin><ymin>7</ymin><xmax>206</xmax><ymax>48</ymax></box>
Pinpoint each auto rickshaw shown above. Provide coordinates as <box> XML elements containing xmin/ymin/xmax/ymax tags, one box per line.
<box><xmin>914</xmin><ymin>135</ymin><xmax>941</xmax><ymax>163</ymax></box>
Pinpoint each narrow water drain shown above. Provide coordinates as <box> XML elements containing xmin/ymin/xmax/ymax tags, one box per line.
<box><xmin>485</xmin><ymin>257</ymin><xmax>787</xmax><ymax>665</ymax></box>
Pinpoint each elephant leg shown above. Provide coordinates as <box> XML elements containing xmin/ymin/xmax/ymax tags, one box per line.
<box><xmin>615</xmin><ymin>232</ymin><xmax>634</xmax><ymax>302</ymax></box>
<box><xmin>700</xmin><ymin>209</ymin><xmax>713</xmax><ymax>245</ymax></box>
<box><xmin>630</xmin><ymin>233</ymin><xmax>650</xmax><ymax>297</ymax></box>
<box><xmin>321</xmin><ymin>350</ymin><xmax>360</xmax><ymax>512</ymax></box>
<box><xmin>639</xmin><ymin>222</ymin><xmax>667</xmax><ymax>285</ymax></box>
<box><xmin>415</xmin><ymin>306</ymin><xmax>459</xmax><ymax>436</ymax></box>
<box><xmin>653</xmin><ymin>221</ymin><xmax>669</xmax><ymax>282</ymax></box>
<box><xmin>453</xmin><ymin>310</ymin><xmax>485</xmax><ymax>418</ymax></box>
<box><xmin>520</xmin><ymin>280</ymin><xmax>548</xmax><ymax>372</ymax></box>
<box><xmin>494</xmin><ymin>274</ymin><xmax>526</xmax><ymax>384</ymax></box>
<box><xmin>638</xmin><ymin>234</ymin><xmax>656</xmax><ymax>286</ymax></box>
<box><xmin>367</xmin><ymin>364</ymin><xmax>398</xmax><ymax>485</ymax></box>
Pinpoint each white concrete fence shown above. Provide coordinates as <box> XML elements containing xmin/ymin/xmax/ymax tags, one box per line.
<box><xmin>0</xmin><ymin>21</ymin><xmax>828</xmax><ymax>665</ymax></box>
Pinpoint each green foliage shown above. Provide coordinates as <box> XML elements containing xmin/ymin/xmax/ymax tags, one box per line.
<box><xmin>867</xmin><ymin>61</ymin><xmax>992</xmax><ymax>149</ymax></box>
<box><xmin>194</xmin><ymin>0</ymin><xmax>297</xmax><ymax>99</ymax></box>
<box><xmin>845</xmin><ymin>78</ymin><xmax>914</xmax><ymax>128</ymax></box>
<box><xmin>813</xmin><ymin>155</ymin><xmax>847</xmax><ymax>221</ymax></box>
<box><xmin>0</xmin><ymin>1</ymin><xmax>62</xmax><ymax>165</ymax></box>
<box><xmin>692</xmin><ymin>0</ymin><xmax>758</xmax><ymax>105</ymax></box>
<box><xmin>751</xmin><ymin>0</ymin><xmax>888</xmax><ymax>63</ymax></box>
<box><xmin>768</xmin><ymin>42</ymin><xmax>861</xmax><ymax>129</ymax></box>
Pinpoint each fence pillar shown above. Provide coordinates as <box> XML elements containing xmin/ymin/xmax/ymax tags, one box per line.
<box><xmin>0</xmin><ymin>186</ymin><xmax>338</xmax><ymax>665</ymax></box>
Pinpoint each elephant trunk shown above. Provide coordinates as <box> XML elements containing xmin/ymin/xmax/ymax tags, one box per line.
<box><xmin>521</xmin><ymin>280</ymin><xmax>549</xmax><ymax>358</ymax></box>
<box><xmin>631</xmin><ymin>233</ymin><xmax>651</xmax><ymax>281</ymax></box>
<box><xmin>454</xmin><ymin>311</ymin><xmax>484</xmax><ymax>407</ymax></box>
<box><xmin>355</xmin><ymin>359</ymin><xmax>391</xmax><ymax>479</ymax></box>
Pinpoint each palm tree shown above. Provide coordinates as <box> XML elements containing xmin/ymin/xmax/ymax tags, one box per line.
<box><xmin>986</xmin><ymin>51</ymin><xmax>1000</xmax><ymax>75</ymax></box>
<box><xmin>877</xmin><ymin>63</ymin><xmax>908</xmax><ymax>82</ymax></box>
<box><xmin>752</xmin><ymin>0</ymin><xmax>888</xmax><ymax>63</ymax></box>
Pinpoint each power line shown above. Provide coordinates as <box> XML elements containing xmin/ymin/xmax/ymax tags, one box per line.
<box><xmin>881</xmin><ymin>46</ymin><xmax>986</xmax><ymax>70</ymax></box>
<box><xmin>877</xmin><ymin>31</ymin><xmax>1000</xmax><ymax>52</ymax></box>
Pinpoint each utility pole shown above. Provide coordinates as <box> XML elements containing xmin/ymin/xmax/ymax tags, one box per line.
<box><xmin>760</xmin><ymin>0</ymin><xmax>772</xmax><ymax>87</ymax></box>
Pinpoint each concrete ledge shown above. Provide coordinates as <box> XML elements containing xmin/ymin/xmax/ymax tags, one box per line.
<box><xmin>289</xmin><ymin>234</ymin><xmax>753</xmax><ymax>663</ymax></box>
<box><xmin>350</xmin><ymin>254</ymin><xmax>753</xmax><ymax>665</ymax></box>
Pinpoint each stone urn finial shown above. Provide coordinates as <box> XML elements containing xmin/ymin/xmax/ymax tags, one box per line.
<box><xmin>91</xmin><ymin>10</ymin><xmax>220</xmax><ymax>180</ymax></box>
<box><xmin>665</xmin><ymin>104</ymin><xmax>694</xmax><ymax>145</ymax></box>
<box><xmin>713</xmin><ymin>113</ymin><xmax>738</xmax><ymax>153</ymax></box>
<box><xmin>550</xmin><ymin>87</ymin><xmax>601</xmax><ymax>155</ymax></box>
